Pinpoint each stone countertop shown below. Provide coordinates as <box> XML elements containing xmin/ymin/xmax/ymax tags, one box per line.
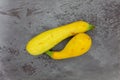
<box><xmin>0</xmin><ymin>0</ymin><xmax>120</xmax><ymax>80</ymax></box>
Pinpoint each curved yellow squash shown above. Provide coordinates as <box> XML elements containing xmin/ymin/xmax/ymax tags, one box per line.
<box><xmin>46</xmin><ymin>33</ymin><xmax>92</xmax><ymax>60</ymax></box>
<box><xmin>26</xmin><ymin>21</ymin><xmax>94</xmax><ymax>56</ymax></box>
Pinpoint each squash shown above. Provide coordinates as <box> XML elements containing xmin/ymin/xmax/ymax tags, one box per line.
<box><xmin>26</xmin><ymin>21</ymin><xmax>94</xmax><ymax>56</ymax></box>
<box><xmin>46</xmin><ymin>33</ymin><xmax>92</xmax><ymax>60</ymax></box>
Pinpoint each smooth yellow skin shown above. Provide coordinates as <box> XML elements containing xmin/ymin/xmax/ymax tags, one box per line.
<box><xmin>26</xmin><ymin>21</ymin><xmax>93</xmax><ymax>56</ymax></box>
<box><xmin>47</xmin><ymin>33</ymin><xmax>92</xmax><ymax>60</ymax></box>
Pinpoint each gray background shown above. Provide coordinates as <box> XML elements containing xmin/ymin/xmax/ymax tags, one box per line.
<box><xmin>0</xmin><ymin>0</ymin><xmax>120</xmax><ymax>80</ymax></box>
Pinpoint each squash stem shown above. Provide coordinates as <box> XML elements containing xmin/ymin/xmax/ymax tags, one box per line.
<box><xmin>88</xmin><ymin>24</ymin><xmax>95</xmax><ymax>30</ymax></box>
<box><xmin>46</xmin><ymin>51</ymin><xmax>53</xmax><ymax>56</ymax></box>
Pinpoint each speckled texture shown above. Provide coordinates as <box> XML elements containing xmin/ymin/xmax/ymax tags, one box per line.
<box><xmin>0</xmin><ymin>0</ymin><xmax>120</xmax><ymax>80</ymax></box>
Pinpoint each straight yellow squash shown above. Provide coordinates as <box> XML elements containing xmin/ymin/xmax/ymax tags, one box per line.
<box><xmin>26</xmin><ymin>21</ymin><xmax>94</xmax><ymax>56</ymax></box>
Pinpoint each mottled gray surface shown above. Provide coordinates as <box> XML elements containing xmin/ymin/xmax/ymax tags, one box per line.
<box><xmin>0</xmin><ymin>0</ymin><xmax>120</xmax><ymax>80</ymax></box>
